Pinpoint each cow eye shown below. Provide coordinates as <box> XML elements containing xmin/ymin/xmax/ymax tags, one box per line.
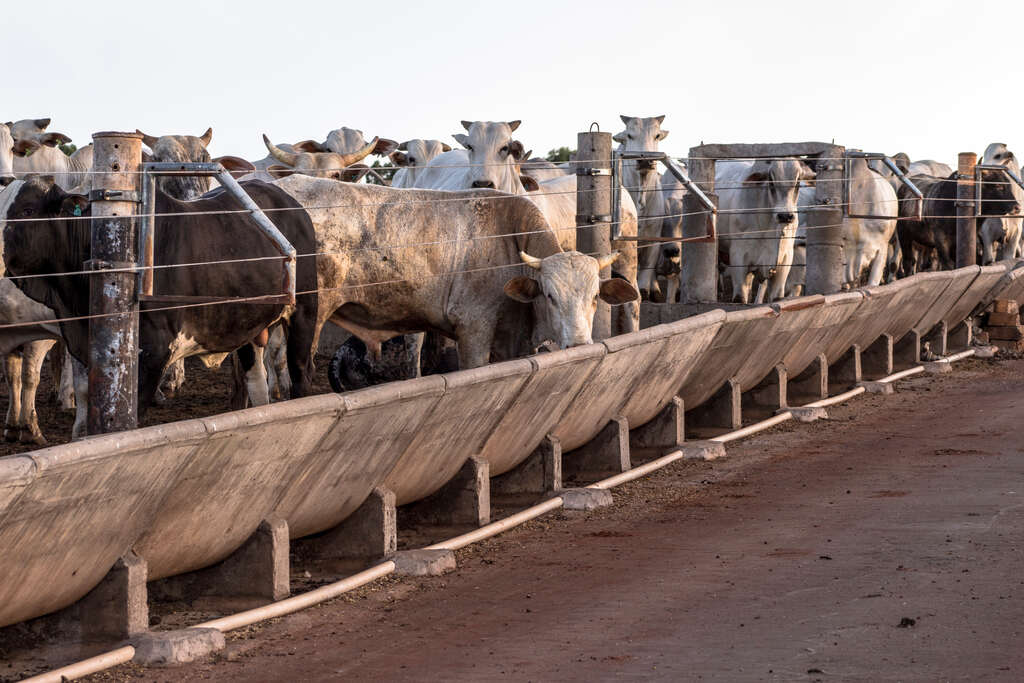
<box><xmin>21</xmin><ymin>207</ymin><xmax>34</xmax><ymax>217</ymax></box>
<box><xmin>500</xmin><ymin>145</ymin><xmax>509</xmax><ymax>155</ymax></box>
<box><xmin>408</xmin><ymin>157</ymin><xmax>416</xmax><ymax>165</ymax></box>
<box><xmin>465</xmin><ymin>144</ymin><xmax>473</xmax><ymax>152</ymax></box>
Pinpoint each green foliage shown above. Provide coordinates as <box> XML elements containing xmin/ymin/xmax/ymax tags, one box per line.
<box><xmin>368</xmin><ymin>159</ymin><xmax>396</xmax><ymax>185</ymax></box>
<box><xmin>546</xmin><ymin>147</ymin><xmax>574</xmax><ymax>163</ymax></box>
<box><xmin>59</xmin><ymin>143</ymin><xmax>77</xmax><ymax>156</ymax></box>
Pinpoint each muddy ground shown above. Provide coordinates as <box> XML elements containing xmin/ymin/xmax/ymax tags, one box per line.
<box><xmin>3</xmin><ymin>357</ymin><xmax>1000</xmax><ymax>681</ymax></box>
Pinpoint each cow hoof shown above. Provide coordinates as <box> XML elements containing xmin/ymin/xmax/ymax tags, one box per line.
<box><xmin>21</xmin><ymin>429</ymin><xmax>46</xmax><ymax>446</ymax></box>
<box><xmin>3</xmin><ymin>428</ymin><xmax>18</xmax><ymax>442</ymax></box>
<box><xmin>153</xmin><ymin>388</ymin><xmax>168</xmax><ymax>406</ymax></box>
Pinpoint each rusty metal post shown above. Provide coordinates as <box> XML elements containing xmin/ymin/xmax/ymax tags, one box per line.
<box><xmin>87</xmin><ymin>132</ymin><xmax>142</xmax><ymax>434</ymax></box>
<box><xmin>806</xmin><ymin>144</ymin><xmax>846</xmax><ymax>294</ymax></box>
<box><xmin>682</xmin><ymin>149</ymin><xmax>718</xmax><ymax>302</ymax></box>
<box><xmin>576</xmin><ymin>130</ymin><xmax>612</xmax><ymax>340</ymax></box>
<box><xmin>956</xmin><ymin>152</ymin><xmax>977</xmax><ymax>268</ymax></box>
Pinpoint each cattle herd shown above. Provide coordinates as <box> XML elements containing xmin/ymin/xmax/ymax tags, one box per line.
<box><xmin>0</xmin><ymin>115</ymin><xmax>1020</xmax><ymax>448</ymax></box>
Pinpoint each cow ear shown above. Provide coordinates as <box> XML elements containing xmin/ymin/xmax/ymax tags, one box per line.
<box><xmin>13</xmin><ymin>139</ymin><xmax>40</xmax><ymax>156</ymax></box>
<box><xmin>619</xmin><ymin>115</ymin><xmax>632</xmax><ymax>125</ymax></box>
<box><xmin>40</xmin><ymin>132</ymin><xmax>72</xmax><ymax>147</ymax></box>
<box><xmin>599</xmin><ymin>277</ymin><xmax>640</xmax><ymax>305</ymax></box>
<box><xmin>267</xmin><ymin>164</ymin><xmax>295</xmax><ymax>179</ymax></box>
<box><xmin>612</xmin><ymin>131</ymin><xmax>627</xmax><ymax>143</ymax></box>
<box><xmin>60</xmin><ymin>194</ymin><xmax>89</xmax><ymax>217</ymax></box>
<box><xmin>453</xmin><ymin>133</ymin><xmax>470</xmax><ymax>148</ymax></box>
<box><xmin>199</xmin><ymin>127</ymin><xmax>213</xmax><ymax>147</ymax></box>
<box><xmin>506</xmin><ymin>120</ymin><xmax>521</xmax><ymax>132</ymax></box>
<box><xmin>654</xmin><ymin>114</ymin><xmax>666</xmax><ymax>125</ymax></box>
<box><xmin>389</xmin><ymin>151</ymin><xmax>410</xmax><ymax>166</ymax></box>
<box><xmin>799</xmin><ymin>162</ymin><xmax>817</xmax><ymax>183</ymax></box>
<box><xmin>341</xmin><ymin>164</ymin><xmax>370</xmax><ymax>183</ymax></box>
<box><xmin>508</xmin><ymin>140</ymin><xmax>529</xmax><ymax>161</ymax></box>
<box><xmin>520</xmin><ymin>175</ymin><xmax>540</xmax><ymax>192</ymax></box>
<box><xmin>292</xmin><ymin>140</ymin><xmax>325</xmax><ymax>153</ymax></box>
<box><xmin>214</xmin><ymin>155</ymin><xmax>257</xmax><ymax>177</ymax></box>
<box><xmin>34</xmin><ymin>118</ymin><xmax>51</xmax><ymax>131</ymax></box>
<box><xmin>656</xmin><ymin>129</ymin><xmax>669</xmax><ymax>141</ymax></box>
<box><xmin>503</xmin><ymin>276</ymin><xmax>541</xmax><ymax>302</ymax></box>
<box><xmin>373</xmin><ymin>138</ymin><xmax>398</xmax><ymax>156</ymax></box>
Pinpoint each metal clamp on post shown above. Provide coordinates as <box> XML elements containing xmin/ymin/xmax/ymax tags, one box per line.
<box><xmin>576</xmin><ymin>214</ymin><xmax>612</xmax><ymax>224</ymax></box>
<box><xmin>575</xmin><ymin>167</ymin><xmax>611</xmax><ymax>176</ymax></box>
<box><xmin>88</xmin><ymin>189</ymin><xmax>141</xmax><ymax>203</ymax></box>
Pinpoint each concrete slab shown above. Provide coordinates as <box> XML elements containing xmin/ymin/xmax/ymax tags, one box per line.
<box><xmin>858</xmin><ymin>381</ymin><xmax>895</xmax><ymax>395</ymax></box>
<box><xmin>558</xmin><ymin>487</ymin><xmax>613</xmax><ymax>510</ymax></box>
<box><xmin>132</xmin><ymin>628</ymin><xmax>225</xmax><ymax>666</ymax></box>
<box><xmin>393</xmin><ymin>549</ymin><xmax>456</xmax><ymax>576</ymax></box>
<box><xmin>786</xmin><ymin>406</ymin><xmax>827</xmax><ymax>423</ymax></box>
<box><xmin>682</xmin><ymin>441</ymin><xmax>727</xmax><ymax>461</ymax></box>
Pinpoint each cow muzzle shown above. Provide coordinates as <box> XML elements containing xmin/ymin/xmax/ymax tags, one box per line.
<box><xmin>776</xmin><ymin>212</ymin><xmax>795</xmax><ymax>224</ymax></box>
<box><xmin>0</xmin><ymin>176</ymin><xmax>14</xmax><ymax>187</ymax></box>
<box><xmin>471</xmin><ymin>179</ymin><xmax>496</xmax><ymax>189</ymax></box>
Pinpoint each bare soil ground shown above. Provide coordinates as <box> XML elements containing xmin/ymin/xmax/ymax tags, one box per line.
<box><xmin>42</xmin><ymin>356</ymin><xmax>1020</xmax><ymax>682</ymax></box>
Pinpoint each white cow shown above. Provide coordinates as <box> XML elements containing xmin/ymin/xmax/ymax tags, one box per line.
<box><xmin>718</xmin><ymin>159</ymin><xmax>815</xmax><ymax>302</ymax></box>
<box><xmin>909</xmin><ymin>159</ymin><xmax>953</xmax><ymax>177</ymax></box>
<box><xmin>979</xmin><ymin>143</ymin><xmax>1023</xmax><ymax>263</ymax></box>
<box><xmin>389</xmin><ymin>139</ymin><xmax>452</xmax><ymax>189</ymax></box>
<box><xmin>0</xmin><ymin>124</ymin><xmax>14</xmax><ymax>187</ymax></box>
<box><xmin>247</xmin><ymin>127</ymin><xmax>397</xmax><ymax>181</ymax></box>
<box><xmin>13</xmin><ymin>139</ymin><xmax>94</xmax><ymax>191</ymax></box>
<box><xmin>413</xmin><ymin>120</ymin><xmax>640</xmax><ymax>333</ymax></box>
<box><xmin>613</xmin><ymin>115</ymin><xmax>669</xmax><ymax>299</ymax></box>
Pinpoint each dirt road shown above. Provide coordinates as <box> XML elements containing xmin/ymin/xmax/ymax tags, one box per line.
<box><xmin>86</xmin><ymin>358</ymin><xmax>1023</xmax><ymax>681</ymax></box>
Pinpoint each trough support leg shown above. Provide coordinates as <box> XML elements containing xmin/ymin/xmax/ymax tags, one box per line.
<box><xmin>304</xmin><ymin>488</ymin><xmax>397</xmax><ymax>565</ymax></box>
<box><xmin>150</xmin><ymin>517</ymin><xmax>290</xmax><ymax>603</ymax></box>
<box><xmin>686</xmin><ymin>378</ymin><xmax>742</xmax><ymax>435</ymax></box>
<box><xmin>894</xmin><ymin>330</ymin><xmax>921</xmax><ymax>369</ymax></box>
<box><xmin>563</xmin><ymin>415</ymin><xmax>631</xmax><ymax>482</ymax></box>
<box><xmin>948</xmin><ymin>318</ymin><xmax>973</xmax><ymax>352</ymax></box>
<box><xmin>491</xmin><ymin>435</ymin><xmax>562</xmax><ymax>495</ymax></box>
<box><xmin>744</xmin><ymin>365</ymin><xmax>787</xmax><ymax>416</ymax></box>
<box><xmin>923</xmin><ymin>320</ymin><xmax>948</xmax><ymax>359</ymax></box>
<box><xmin>402</xmin><ymin>456</ymin><xmax>490</xmax><ymax>527</ymax></box>
<box><xmin>74</xmin><ymin>551</ymin><xmax>149</xmax><ymax>642</ymax></box>
<box><xmin>829</xmin><ymin>345</ymin><xmax>862</xmax><ymax>391</ymax></box>
<box><xmin>630</xmin><ymin>397</ymin><xmax>685</xmax><ymax>453</ymax></box>
<box><xmin>787</xmin><ymin>354</ymin><xmax>829</xmax><ymax>405</ymax></box>
<box><xmin>860</xmin><ymin>334</ymin><xmax>894</xmax><ymax>380</ymax></box>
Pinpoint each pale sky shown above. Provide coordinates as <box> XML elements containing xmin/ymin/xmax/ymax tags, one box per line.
<box><xmin>6</xmin><ymin>0</ymin><xmax>1018</xmax><ymax>164</ymax></box>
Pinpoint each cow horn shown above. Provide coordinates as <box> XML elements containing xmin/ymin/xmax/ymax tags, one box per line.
<box><xmin>519</xmin><ymin>251</ymin><xmax>542</xmax><ymax>270</ymax></box>
<box><xmin>596</xmin><ymin>251</ymin><xmax>621</xmax><ymax>270</ymax></box>
<box><xmin>263</xmin><ymin>134</ymin><xmax>299</xmax><ymax>167</ymax></box>
<box><xmin>34</xmin><ymin>118</ymin><xmax>51</xmax><ymax>130</ymax></box>
<box><xmin>461</xmin><ymin>120</ymin><xmax>473</xmax><ymax>131</ymax></box>
<box><xmin>335</xmin><ymin>137</ymin><xmax>378</xmax><ymax>167</ymax></box>
<box><xmin>136</xmin><ymin>130</ymin><xmax>160</xmax><ymax>149</ymax></box>
<box><xmin>507</xmin><ymin>120</ymin><xmax>521</xmax><ymax>132</ymax></box>
<box><xmin>199</xmin><ymin>127</ymin><xmax>213</xmax><ymax>147</ymax></box>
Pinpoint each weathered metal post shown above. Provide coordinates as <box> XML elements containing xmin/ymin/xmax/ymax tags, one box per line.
<box><xmin>956</xmin><ymin>152</ymin><xmax>977</xmax><ymax>268</ymax></box>
<box><xmin>576</xmin><ymin>129</ymin><xmax>613</xmax><ymax>340</ymax></box>
<box><xmin>87</xmin><ymin>132</ymin><xmax>142</xmax><ymax>434</ymax></box>
<box><xmin>806</xmin><ymin>144</ymin><xmax>846</xmax><ymax>294</ymax></box>
<box><xmin>682</xmin><ymin>148</ymin><xmax>717</xmax><ymax>302</ymax></box>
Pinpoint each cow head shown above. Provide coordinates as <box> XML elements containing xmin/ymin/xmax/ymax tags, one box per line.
<box><xmin>2</xmin><ymin>175</ymin><xmax>89</xmax><ymax>275</ymax></box>
<box><xmin>6</xmin><ymin>118</ymin><xmax>71</xmax><ymax>149</ymax></box>
<box><xmin>982</xmin><ymin>142</ymin><xmax>1017</xmax><ymax>170</ymax></box>
<box><xmin>324</xmin><ymin>127</ymin><xmax>398</xmax><ymax>158</ymax></box>
<box><xmin>977</xmin><ymin>167</ymin><xmax>1021</xmax><ymax>217</ymax></box>
<box><xmin>263</xmin><ymin>134</ymin><xmax>377</xmax><ymax>181</ymax></box>
<box><xmin>137</xmin><ymin>128</ymin><xmax>214</xmax><ymax>200</ymax></box>
<box><xmin>0</xmin><ymin>124</ymin><xmax>15</xmax><ymax>187</ymax></box>
<box><xmin>452</xmin><ymin>120</ymin><xmax>530</xmax><ymax>192</ymax></box>
<box><xmin>503</xmin><ymin>250</ymin><xmax>638</xmax><ymax>349</ymax></box>
<box><xmin>744</xmin><ymin>159</ymin><xmax>815</xmax><ymax>228</ymax></box>
<box><xmin>614</xmin><ymin>115</ymin><xmax>668</xmax><ymax>189</ymax></box>
<box><xmin>390</xmin><ymin>139</ymin><xmax>452</xmax><ymax>168</ymax></box>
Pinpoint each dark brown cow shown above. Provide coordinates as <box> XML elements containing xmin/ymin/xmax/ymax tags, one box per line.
<box><xmin>2</xmin><ymin>175</ymin><xmax>318</xmax><ymax>412</ymax></box>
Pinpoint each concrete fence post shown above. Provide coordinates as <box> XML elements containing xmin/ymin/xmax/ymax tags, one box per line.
<box><xmin>956</xmin><ymin>152</ymin><xmax>977</xmax><ymax>268</ymax></box>
<box><xmin>806</xmin><ymin>144</ymin><xmax>846</xmax><ymax>295</ymax></box>
<box><xmin>87</xmin><ymin>132</ymin><xmax>143</xmax><ymax>434</ymax></box>
<box><xmin>576</xmin><ymin>130</ymin><xmax>613</xmax><ymax>341</ymax></box>
<box><xmin>683</xmin><ymin>149</ymin><xmax>717</xmax><ymax>302</ymax></box>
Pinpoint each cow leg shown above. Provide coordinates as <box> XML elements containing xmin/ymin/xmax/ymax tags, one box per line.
<box><xmin>237</xmin><ymin>343</ymin><xmax>270</xmax><ymax>407</ymax></box>
<box><xmin>57</xmin><ymin>347</ymin><xmax>76</xmax><ymax>411</ymax></box>
<box><xmin>754</xmin><ymin>278</ymin><xmax>768</xmax><ymax>304</ymax></box>
<box><xmin>4</xmin><ymin>353</ymin><xmax>23</xmax><ymax>442</ymax></box>
<box><xmin>18</xmin><ymin>340</ymin><xmax>55</xmax><ymax>445</ymax></box>
<box><xmin>767</xmin><ymin>265</ymin><xmax>789</xmax><ymax>302</ymax></box>
<box><xmin>457</xmin><ymin>322</ymin><xmax>495</xmax><ymax>370</ymax></box>
<box><xmin>159</xmin><ymin>359</ymin><xmax>186</xmax><ymax>401</ymax></box>
<box><xmin>738</xmin><ymin>271</ymin><xmax>755</xmax><ymax>304</ymax></box>
<box><xmin>267</xmin><ymin>326</ymin><xmax>291</xmax><ymax>398</ymax></box>
<box><xmin>285</xmin><ymin>299</ymin><xmax>317</xmax><ymax>400</ymax></box>
<box><xmin>866</xmin><ymin>247</ymin><xmax>886</xmax><ymax>287</ymax></box>
<box><xmin>71</xmin><ymin>356</ymin><xmax>88</xmax><ymax>439</ymax></box>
